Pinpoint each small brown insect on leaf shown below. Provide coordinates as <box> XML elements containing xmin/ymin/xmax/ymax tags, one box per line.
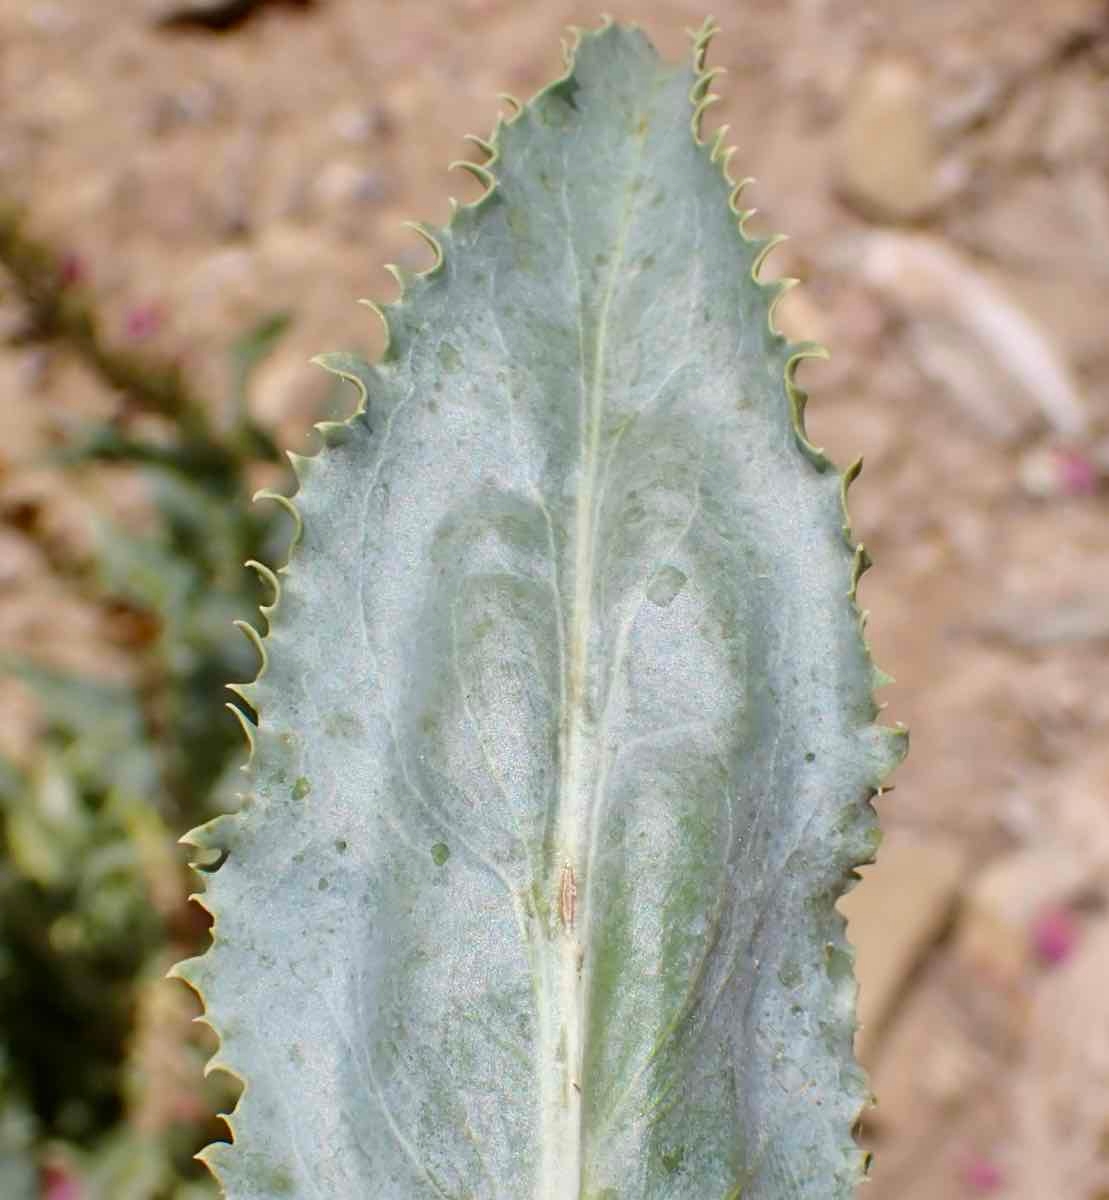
<box><xmin>559</xmin><ymin>861</ymin><xmax>577</xmax><ymax>931</ymax></box>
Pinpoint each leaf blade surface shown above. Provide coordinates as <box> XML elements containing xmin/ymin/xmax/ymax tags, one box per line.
<box><xmin>176</xmin><ymin>21</ymin><xmax>906</xmax><ymax>1200</ymax></box>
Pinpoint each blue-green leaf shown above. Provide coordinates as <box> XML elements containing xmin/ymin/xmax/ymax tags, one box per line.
<box><xmin>175</xmin><ymin>19</ymin><xmax>905</xmax><ymax>1199</ymax></box>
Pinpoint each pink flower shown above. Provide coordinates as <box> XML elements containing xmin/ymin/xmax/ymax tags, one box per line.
<box><xmin>963</xmin><ymin>1155</ymin><xmax>1003</xmax><ymax>1193</ymax></box>
<box><xmin>124</xmin><ymin>302</ymin><xmax>165</xmax><ymax>342</ymax></box>
<box><xmin>1053</xmin><ymin>447</ymin><xmax>1099</xmax><ymax>497</ymax></box>
<box><xmin>58</xmin><ymin>252</ymin><xmax>87</xmax><ymax>288</ymax></box>
<box><xmin>42</xmin><ymin>1165</ymin><xmax>82</xmax><ymax>1200</ymax></box>
<box><xmin>1030</xmin><ymin>905</ymin><xmax>1079</xmax><ymax>967</ymax></box>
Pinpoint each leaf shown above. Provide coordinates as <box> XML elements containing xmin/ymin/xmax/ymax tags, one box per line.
<box><xmin>175</xmin><ymin>19</ymin><xmax>906</xmax><ymax>1200</ymax></box>
<box><xmin>1</xmin><ymin>660</ymin><xmax>156</xmax><ymax>800</ymax></box>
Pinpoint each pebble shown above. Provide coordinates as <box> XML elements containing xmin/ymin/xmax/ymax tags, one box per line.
<box><xmin>314</xmin><ymin>161</ymin><xmax>389</xmax><ymax>208</ymax></box>
<box><xmin>837</xmin><ymin>58</ymin><xmax>943</xmax><ymax>222</ymax></box>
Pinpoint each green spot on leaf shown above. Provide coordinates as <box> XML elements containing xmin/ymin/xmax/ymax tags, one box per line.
<box><xmin>438</xmin><ymin>341</ymin><xmax>462</xmax><ymax>373</ymax></box>
<box><xmin>646</xmin><ymin>565</ymin><xmax>687</xmax><ymax>607</ymax></box>
<box><xmin>431</xmin><ymin>842</ymin><xmax>450</xmax><ymax>867</ymax></box>
<box><xmin>661</xmin><ymin>1145</ymin><xmax>686</xmax><ymax>1174</ymax></box>
<box><xmin>264</xmin><ymin>1167</ymin><xmax>294</xmax><ymax>1194</ymax></box>
<box><xmin>778</xmin><ymin>961</ymin><xmax>802</xmax><ymax>988</ymax></box>
<box><xmin>292</xmin><ymin>776</ymin><xmax>311</xmax><ymax>800</ymax></box>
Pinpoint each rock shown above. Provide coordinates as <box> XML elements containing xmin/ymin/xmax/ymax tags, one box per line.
<box><xmin>841</xmin><ymin>831</ymin><xmax>967</xmax><ymax>1060</ymax></box>
<box><xmin>314</xmin><ymin>160</ymin><xmax>389</xmax><ymax>209</ymax></box>
<box><xmin>836</xmin><ymin>58</ymin><xmax>943</xmax><ymax>222</ymax></box>
<box><xmin>329</xmin><ymin>105</ymin><xmax>392</xmax><ymax>144</ymax></box>
<box><xmin>855</xmin><ymin>232</ymin><xmax>1089</xmax><ymax>439</ymax></box>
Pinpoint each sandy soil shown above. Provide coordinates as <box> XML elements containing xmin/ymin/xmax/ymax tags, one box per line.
<box><xmin>2</xmin><ymin>0</ymin><xmax>1109</xmax><ymax>1195</ymax></box>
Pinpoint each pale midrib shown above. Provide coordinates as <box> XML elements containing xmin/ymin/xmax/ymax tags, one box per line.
<box><xmin>541</xmin><ymin>79</ymin><xmax>661</xmax><ymax>1200</ymax></box>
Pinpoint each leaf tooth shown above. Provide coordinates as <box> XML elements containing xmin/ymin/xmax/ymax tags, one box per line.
<box><xmin>198</xmin><ymin>1139</ymin><xmax>232</xmax><ymax>1166</ymax></box>
<box><xmin>689</xmin><ymin>14</ymin><xmax>721</xmax><ymax>74</ymax></box>
<box><xmin>353</xmin><ymin>296</ymin><xmax>394</xmax><ymax>360</ymax></box>
<box><xmin>190</xmin><ymin>1012</ymin><xmax>219</xmax><ymax>1043</ymax></box>
<box><xmin>837</xmin><ymin>463</ymin><xmax>901</xmax><ymax>714</ymax></box>
<box><xmin>204</xmin><ymin>1054</ymin><xmax>237</xmax><ymax>1081</ymax></box>
<box><xmin>402</xmin><ymin>220</ymin><xmax>446</xmax><ymax>276</ymax></box>
<box><xmin>838</xmin><ymin>456</ymin><xmax>864</xmax><ymax>538</ymax></box>
<box><xmin>462</xmin><ymin>133</ymin><xmax>496</xmax><ymax>162</ymax></box>
<box><xmin>196</xmin><ymin>1136</ymin><xmax>240</xmax><ymax>1197</ymax></box>
<box><xmin>191</xmin><ymin>846</ymin><xmax>229</xmax><ymax>874</ymax></box>
<box><xmin>736</xmin><ymin>206</ymin><xmax>760</xmax><ymax>239</ymax></box>
<box><xmin>783</xmin><ymin>344</ymin><xmax>831</xmax><ymax>469</ymax></box>
<box><xmin>168</xmin><ymin>953</ymin><xmax>208</xmax><ymax>990</ymax></box>
<box><xmin>766</xmin><ymin>275</ymin><xmax>800</xmax><ymax>334</ymax></box>
<box><xmin>449</xmin><ymin>159</ymin><xmax>498</xmax><ymax>205</ymax></box>
<box><xmin>751</xmin><ymin>231</ymin><xmax>790</xmax><ymax>280</ymax></box>
<box><xmin>171</xmin><ymin>923</ymin><xmax>250</xmax><ymax>1143</ymax></box>
<box><xmin>849</xmin><ymin>545</ymin><xmax>874</xmax><ymax>603</ymax></box>
<box><xmin>786</xmin><ymin>384</ymin><xmax>827</xmax><ymax>468</ymax></box>
<box><xmin>383</xmin><ymin>261</ymin><xmax>410</xmax><ymax>298</ymax></box>
<box><xmin>225</xmin><ymin>701</ymin><xmax>256</xmax><ymax>758</ymax></box>
<box><xmin>777</xmin><ymin>338</ymin><xmax>830</xmax><ymax>398</ymax></box>
<box><xmin>252</xmin><ymin>489</ymin><xmax>303</xmax><ymax>559</ymax></box>
<box><xmin>232</xmin><ymin>618</ymin><xmax>267</xmax><ymax>677</ymax></box>
<box><xmin>860</xmin><ymin>723</ymin><xmax>910</xmax><ymax>786</ymax></box>
<box><xmin>496</xmin><ymin>92</ymin><xmax>522</xmax><ymax>121</ymax></box>
<box><xmin>690</xmin><ymin>92</ymin><xmax>722</xmax><ymax>144</ymax></box>
<box><xmin>212</xmin><ymin>1106</ymin><xmax>243</xmax><ymax>1150</ymax></box>
<box><xmin>872</xmin><ymin>663</ymin><xmax>896</xmax><ymax>691</ymax></box>
<box><xmin>226</xmin><ymin>682</ymin><xmax>257</xmax><ymax>712</ymax></box>
<box><xmin>728</xmin><ymin>175</ymin><xmax>755</xmax><ymax>216</ymax></box>
<box><xmin>284</xmin><ymin>449</ymin><xmax>312</xmax><ymax>486</ymax></box>
<box><xmin>688</xmin><ymin>16</ymin><xmax>724</xmax><ymax>144</ymax></box>
<box><xmin>179</xmin><ymin>813</ymin><xmax>236</xmax><ymax>854</ymax></box>
<box><xmin>785</xmin><ymin>340</ymin><xmax>831</xmax><ymax>375</ymax></box>
<box><xmin>840</xmin><ymin>455</ymin><xmax>864</xmax><ymax>496</ymax></box>
<box><xmin>311</xmin><ymin>350</ymin><xmax>377</xmax><ymax>418</ymax></box>
<box><xmin>244</xmin><ymin>558</ymin><xmax>280</xmax><ymax>614</ymax></box>
<box><xmin>319</xmin><ymin>420</ymin><xmax>357</xmax><ymax>449</ymax></box>
<box><xmin>691</xmin><ymin>65</ymin><xmax>727</xmax><ymax>105</ymax></box>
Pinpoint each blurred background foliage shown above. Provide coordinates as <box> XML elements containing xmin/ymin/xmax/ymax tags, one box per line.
<box><xmin>0</xmin><ymin>207</ymin><xmax>300</xmax><ymax>1197</ymax></box>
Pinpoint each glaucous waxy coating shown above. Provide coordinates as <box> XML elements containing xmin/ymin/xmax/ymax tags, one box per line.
<box><xmin>175</xmin><ymin>19</ymin><xmax>906</xmax><ymax>1200</ymax></box>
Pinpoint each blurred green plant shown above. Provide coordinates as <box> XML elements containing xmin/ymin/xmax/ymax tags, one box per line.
<box><xmin>0</xmin><ymin>207</ymin><xmax>302</xmax><ymax>1196</ymax></box>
